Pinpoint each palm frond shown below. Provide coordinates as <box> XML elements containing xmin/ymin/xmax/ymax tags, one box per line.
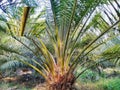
<box><xmin>0</xmin><ymin>60</ymin><xmax>23</xmax><ymax>71</ymax></box>
<box><xmin>0</xmin><ymin>44</ymin><xmax>20</xmax><ymax>54</ymax></box>
<box><xmin>102</xmin><ymin>45</ymin><xmax>120</xmax><ymax>59</ymax></box>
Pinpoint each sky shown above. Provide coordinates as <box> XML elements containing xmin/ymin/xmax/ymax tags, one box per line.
<box><xmin>0</xmin><ymin>0</ymin><xmax>45</xmax><ymax>14</ymax></box>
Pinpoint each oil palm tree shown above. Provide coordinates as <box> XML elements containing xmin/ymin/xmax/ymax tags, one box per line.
<box><xmin>0</xmin><ymin>0</ymin><xmax>120</xmax><ymax>90</ymax></box>
<box><xmin>0</xmin><ymin>6</ymin><xmax>46</xmax><ymax>77</ymax></box>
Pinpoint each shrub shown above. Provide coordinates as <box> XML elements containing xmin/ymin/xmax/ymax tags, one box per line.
<box><xmin>76</xmin><ymin>68</ymin><xmax>100</xmax><ymax>82</ymax></box>
<box><xmin>100</xmin><ymin>78</ymin><xmax>120</xmax><ymax>90</ymax></box>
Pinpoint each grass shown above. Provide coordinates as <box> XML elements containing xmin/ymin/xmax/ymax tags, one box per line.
<box><xmin>97</xmin><ymin>78</ymin><xmax>120</xmax><ymax>90</ymax></box>
<box><xmin>76</xmin><ymin>78</ymin><xmax>120</xmax><ymax>90</ymax></box>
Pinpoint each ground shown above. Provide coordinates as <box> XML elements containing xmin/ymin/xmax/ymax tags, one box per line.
<box><xmin>0</xmin><ymin>73</ymin><xmax>46</xmax><ymax>90</ymax></box>
<box><xmin>0</xmin><ymin>68</ymin><xmax>120</xmax><ymax>90</ymax></box>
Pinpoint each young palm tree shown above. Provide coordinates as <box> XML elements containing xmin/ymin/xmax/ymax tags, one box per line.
<box><xmin>0</xmin><ymin>0</ymin><xmax>120</xmax><ymax>90</ymax></box>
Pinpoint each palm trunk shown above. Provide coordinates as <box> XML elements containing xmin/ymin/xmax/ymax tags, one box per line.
<box><xmin>49</xmin><ymin>73</ymin><xmax>75</xmax><ymax>90</ymax></box>
<box><xmin>20</xmin><ymin>7</ymin><xmax>30</xmax><ymax>36</ymax></box>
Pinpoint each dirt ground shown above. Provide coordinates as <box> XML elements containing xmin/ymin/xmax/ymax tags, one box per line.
<box><xmin>0</xmin><ymin>74</ymin><xmax>46</xmax><ymax>90</ymax></box>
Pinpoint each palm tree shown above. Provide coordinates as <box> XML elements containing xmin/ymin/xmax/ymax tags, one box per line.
<box><xmin>0</xmin><ymin>6</ymin><xmax>45</xmax><ymax>73</ymax></box>
<box><xmin>0</xmin><ymin>0</ymin><xmax>120</xmax><ymax>90</ymax></box>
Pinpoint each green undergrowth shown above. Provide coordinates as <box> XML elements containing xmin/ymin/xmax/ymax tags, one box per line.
<box><xmin>76</xmin><ymin>78</ymin><xmax>120</xmax><ymax>90</ymax></box>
